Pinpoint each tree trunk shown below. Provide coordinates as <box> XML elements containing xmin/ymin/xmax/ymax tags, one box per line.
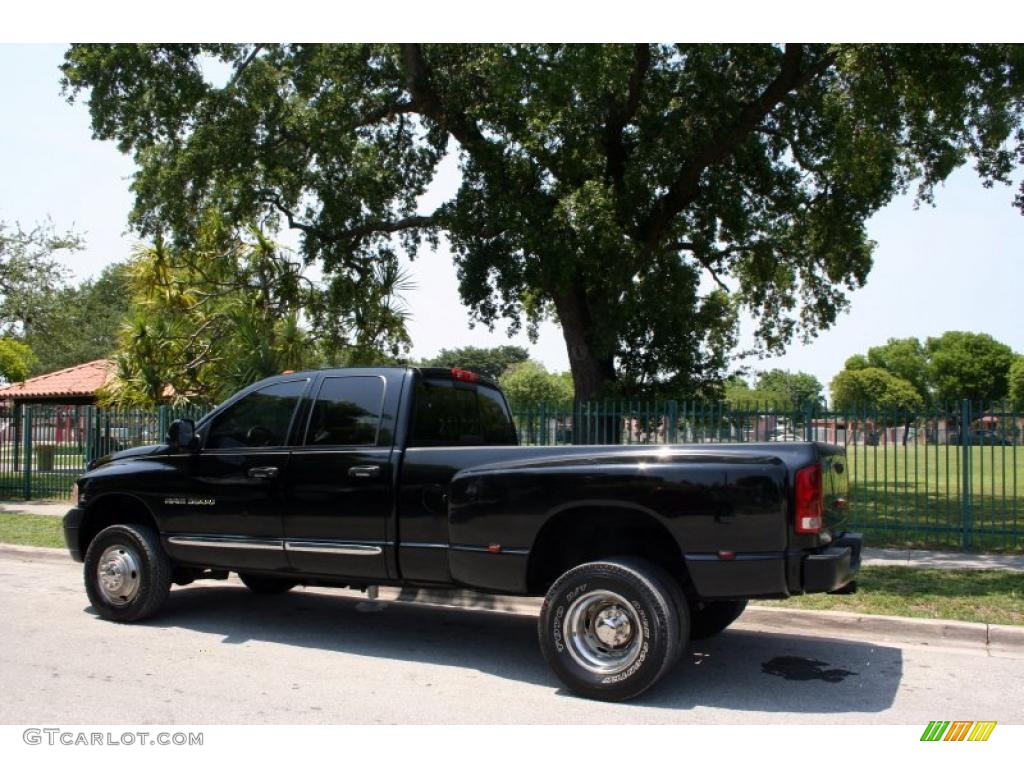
<box><xmin>552</xmin><ymin>286</ymin><xmax>616</xmax><ymax>402</ymax></box>
<box><xmin>551</xmin><ymin>285</ymin><xmax>620</xmax><ymax>445</ymax></box>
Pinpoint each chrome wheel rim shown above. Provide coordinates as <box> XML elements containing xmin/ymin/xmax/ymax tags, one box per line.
<box><xmin>96</xmin><ymin>544</ymin><xmax>141</xmax><ymax>604</ymax></box>
<box><xmin>563</xmin><ymin>589</ymin><xmax>643</xmax><ymax>675</ymax></box>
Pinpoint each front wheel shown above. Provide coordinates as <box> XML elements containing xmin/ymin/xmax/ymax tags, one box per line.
<box><xmin>83</xmin><ymin>523</ymin><xmax>172</xmax><ymax>622</ymax></box>
<box><xmin>689</xmin><ymin>599</ymin><xmax>748</xmax><ymax>639</ymax></box>
<box><xmin>538</xmin><ymin>557</ymin><xmax>687</xmax><ymax>701</ymax></box>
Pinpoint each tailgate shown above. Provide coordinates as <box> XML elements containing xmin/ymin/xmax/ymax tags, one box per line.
<box><xmin>819</xmin><ymin>444</ymin><xmax>849</xmax><ymax>535</ymax></box>
<box><xmin>799</xmin><ymin>443</ymin><xmax>861</xmax><ymax>594</ymax></box>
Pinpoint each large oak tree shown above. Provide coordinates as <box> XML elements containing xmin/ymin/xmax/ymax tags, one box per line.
<box><xmin>62</xmin><ymin>44</ymin><xmax>1024</xmax><ymax>400</ymax></box>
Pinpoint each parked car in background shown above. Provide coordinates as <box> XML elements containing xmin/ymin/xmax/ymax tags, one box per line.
<box><xmin>970</xmin><ymin>429</ymin><xmax>1013</xmax><ymax>446</ymax></box>
<box><xmin>948</xmin><ymin>429</ymin><xmax>1014</xmax><ymax>446</ymax></box>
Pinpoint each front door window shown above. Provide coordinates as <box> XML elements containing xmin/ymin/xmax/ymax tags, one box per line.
<box><xmin>205</xmin><ymin>380</ymin><xmax>307</xmax><ymax>450</ymax></box>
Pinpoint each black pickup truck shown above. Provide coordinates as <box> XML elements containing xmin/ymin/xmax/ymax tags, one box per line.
<box><xmin>64</xmin><ymin>366</ymin><xmax>861</xmax><ymax>700</ymax></box>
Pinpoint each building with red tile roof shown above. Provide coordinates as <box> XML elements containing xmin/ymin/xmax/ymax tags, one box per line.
<box><xmin>0</xmin><ymin>359</ymin><xmax>115</xmax><ymax>404</ymax></box>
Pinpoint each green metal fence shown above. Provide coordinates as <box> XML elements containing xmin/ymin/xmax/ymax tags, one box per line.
<box><xmin>0</xmin><ymin>404</ymin><xmax>208</xmax><ymax>502</ymax></box>
<box><xmin>1</xmin><ymin>399</ymin><xmax>1020</xmax><ymax>553</ymax></box>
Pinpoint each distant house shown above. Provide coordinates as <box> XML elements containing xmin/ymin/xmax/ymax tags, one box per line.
<box><xmin>0</xmin><ymin>359</ymin><xmax>115</xmax><ymax>407</ymax></box>
<box><xmin>0</xmin><ymin>360</ymin><xmax>115</xmax><ymax>445</ymax></box>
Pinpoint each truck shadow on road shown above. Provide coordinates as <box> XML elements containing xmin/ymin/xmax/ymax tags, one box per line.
<box><xmin>131</xmin><ymin>583</ymin><xmax>902</xmax><ymax>714</ymax></box>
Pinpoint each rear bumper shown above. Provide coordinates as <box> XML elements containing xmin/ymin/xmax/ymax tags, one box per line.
<box><xmin>63</xmin><ymin>506</ymin><xmax>85</xmax><ymax>562</ymax></box>
<box><xmin>683</xmin><ymin>532</ymin><xmax>863</xmax><ymax>600</ymax></box>
<box><xmin>802</xmin><ymin>532</ymin><xmax>863</xmax><ymax>594</ymax></box>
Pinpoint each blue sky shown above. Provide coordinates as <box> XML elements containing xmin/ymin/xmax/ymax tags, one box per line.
<box><xmin>2</xmin><ymin>44</ymin><xmax>1022</xmax><ymax>396</ymax></box>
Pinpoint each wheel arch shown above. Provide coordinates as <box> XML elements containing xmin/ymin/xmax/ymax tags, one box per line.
<box><xmin>525</xmin><ymin>503</ymin><xmax>692</xmax><ymax>597</ymax></box>
<box><xmin>78</xmin><ymin>493</ymin><xmax>160</xmax><ymax>558</ymax></box>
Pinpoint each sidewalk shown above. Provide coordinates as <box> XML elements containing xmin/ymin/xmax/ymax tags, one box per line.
<box><xmin>862</xmin><ymin>547</ymin><xmax>1024</xmax><ymax>572</ymax></box>
<box><xmin>0</xmin><ymin>501</ymin><xmax>68</xmax><ymax>517</ymax></box>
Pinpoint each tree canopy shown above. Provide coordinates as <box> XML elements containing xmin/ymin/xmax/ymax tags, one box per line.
<box><xmin>838</xmin><ymin>332</ymin><xmax>1017</xmax><ymax>407</ymax></box>
<box><xmin>924</xmin><ymin>331</ymin><xmax>1015</xmax><ymax>405</ymax></box>
<box><xmin>861</xmin><ymin>337</ymin><xmax>930</xmax><ymax>404</ymax></box>
<box><xmin>101</xmin><ymin>218</ymin><xmax>411</xmax><ymax>406</ymax></box>
<box><xmin>22</xmin><ymin>263</ymin><xmax>133</xmax><ymax>374</ymax></box>
<box><xmin>722</xmin><ymin>378</ymin><xmax>786</xmax><ymax>408</ymax></box>
<box><xmin>1008</xmin><ymin>356</ymin><xmax>1024</xmax><ymax>411</ymax></box>
<box><xmin>0</xmin><ymin>338</ymin><xmax>37</xmax><ymax>384</ymax></box>
<box><xmin>62</xmin><ymin>44</ymin><xmax>1024</xmax><ymax>400</ymax></box>
<box><xmin>830</xmin><ymin>366</ymin><xmax>925</xmax><ymax>412</ymax></box>
<box><xmin>722</xmin><ymin>369</ymin><xmax>823</xmax><ymax>409</ymax></box>
<box><xmin>753</xmin><ymin>369</ymin><xmax>824</xmax><ymax>410</ymax></box>
<box><xmin>0</xmin><ymin>219</ymin><xmax>77</xmax><ymax>337</ymax></box>
<box><xmin>499</xmin><ymin>360</ymin><xmax>574</xmax><ymax>407</ymax></box>
<box><xmin>0</xmin><ymin>219</ymin><xmax>129</xmax><ymax>377</ymax></box>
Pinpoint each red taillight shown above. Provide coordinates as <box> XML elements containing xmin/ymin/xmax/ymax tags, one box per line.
<box><xmin>451</xmin><ymin>368</ymin><xmax>480</xmax><ymax>383</ymax></box>
<box><xmin>794</xmin><ymin>464</ymin><xmax>823</xmax><ymax>534</ymax></box>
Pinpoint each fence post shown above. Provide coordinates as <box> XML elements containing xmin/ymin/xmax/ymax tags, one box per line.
<box><xmin>804</xmin><ymin>402</ymin><xmax>814</xmax><ymax>442</ymax></box>
<box><xmin>961</xmin><ymin>398</ymin><xmax>973</xmax><ymax>551</ymax></box>
<box><xmin>12</xmin><ymin>401</ymin><xmax>21</xmax><ymax>477</ymax></box>
<box><xmin>21</xmin><ymin>406</ymin><xmax>32</xmax><ymax>500</ymax></box>
<box><xmin>84</xmin><ymin>406</ymin><xmax>95</xmax><ymax>463</ymax></box>
<box><xmin>158</xmin><ymin>405</ymin><xmax>170</xmax><ymax>442</ymax></box>
<box><xmin>667</xmin><ymin>400</ymin><xmax>678</xmax><ymax>444</ymax></box>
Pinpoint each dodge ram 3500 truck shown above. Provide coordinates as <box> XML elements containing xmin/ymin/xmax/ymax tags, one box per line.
<box><xmin>64</xmin><ymin>366</ymin><xmax>861</xmax><ymax>701</ymax></box>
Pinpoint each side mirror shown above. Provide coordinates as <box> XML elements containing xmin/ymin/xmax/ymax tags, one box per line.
<box><xmin>167</xmin><ymin>419</ymin><xmax>198</xmax><ymax>451</ymax></box>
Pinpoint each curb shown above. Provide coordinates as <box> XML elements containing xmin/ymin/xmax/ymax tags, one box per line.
<box><xmin>4</xmin><ymin>542</ymin><xmax>1023</xmax><ymax>653</ymax></box>
<box><xmin>0</xmin><ymin>542</ymin><xmax>71</xmax><ymax>562</ymax></box>
<box><xmin>357</xmin><ymin>586</ymin><xmax>1024</xmax><ymax>653</ymax></box>
<box><xmin>739</xmin><ymin>605</ymin><xmax>1024</xmax><ymax>654</ymax></box>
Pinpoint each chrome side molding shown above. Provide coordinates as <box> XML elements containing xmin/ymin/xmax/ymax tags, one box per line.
<box><xmin>167</xmin><ymin>535</ymin><xmax>383</xmax><ymax>556</ymax></box>
<box><xmin>284</xmin><ymin>541</ymin><xmax>383</xmax><ymax>556</ymax></box>
<box><xmin>167</xmin><ymin>535</ymin><xmax>284</xmax><ymax>551</ymax></box>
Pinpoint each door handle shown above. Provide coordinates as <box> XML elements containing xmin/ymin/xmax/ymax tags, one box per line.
<box><xmin>247</xmin><ymin>466</ymin><xmax>280</xmax><ymax>480</ymax></box>
<box><xmin>348</xmin><ymin>465</ymin><xmax>382</xmax><ymax>479</ymax></box>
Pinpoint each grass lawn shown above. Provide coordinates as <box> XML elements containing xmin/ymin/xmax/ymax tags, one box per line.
<box><xmin>0</xmin><ymin>472</ymin><xmax>73</xmax><ymax>501</ymax></box>
<box><xmin>755</xmin><ymin>565</ymin><xmax>1024</xmax><ymax>626</ymax></box>
<box><xmin>840</xmin><ymin>444</ymin><xmax>1023</xmax><ymax>552</ymax></box>
<box><xmin>0</xmin><ymin>512</ymin><xmax>65</xmax><ymax>548</ymax></box>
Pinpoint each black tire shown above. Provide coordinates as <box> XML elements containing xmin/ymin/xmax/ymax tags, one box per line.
<box><xmin>238</xmin><ymin>573</ymin><xmax>298</xmax><ymax>595</ymax></box>
<box><xmin>657</xmin><ymin>566</ymin><xmax>692</xmax><ymax>662</ymax></box>
<box><xmin>688</xmin><ymin>599</ymin><xmax>748</xmax><ymax>639</ymax></box>
<box><xmin>83</xmin><ymin>523</ymin><xmax>172</xmax><ymax>622</ymax></box>
<box><xmin>538</xmin><ymin>557</ymin><xmax>688</xmax><ymax>701</ymax></box>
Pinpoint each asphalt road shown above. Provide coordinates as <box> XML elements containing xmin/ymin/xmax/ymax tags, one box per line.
<box><xmin>2</xmin><ymin>548</ymin><xmax>1022</xmax><ymax>725</ymax></box>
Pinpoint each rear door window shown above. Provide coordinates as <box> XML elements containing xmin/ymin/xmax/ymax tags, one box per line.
<box><xmin>477</xmin><ymin>385</ymin><xmax>518</xmax><ymax>445</ymax></box>
<box><xmin>304</xmin><ymin>376</ymin><xmax>385</xmax><ymax>447</ymax></box>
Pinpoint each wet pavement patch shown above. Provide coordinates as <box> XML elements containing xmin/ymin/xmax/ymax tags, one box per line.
<box><xmin>761</xmin><ymin>656</ymin><xmax>857</xmax><ymax>683</ymax></box>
